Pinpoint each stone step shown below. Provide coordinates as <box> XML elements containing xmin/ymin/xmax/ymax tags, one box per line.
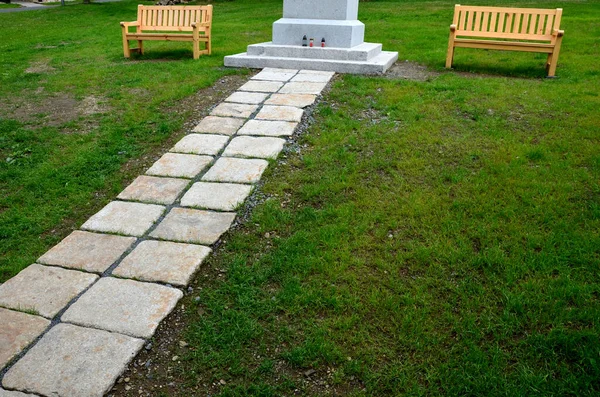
<box><xmin>225</xmin><ymin>50</ymin><xmax>398</xmax><ymax>75</ymax></box>
<box><xmin>247</xmin><ymin>42</ymin><xmax>382</xmax><ymax>62</ymax></box>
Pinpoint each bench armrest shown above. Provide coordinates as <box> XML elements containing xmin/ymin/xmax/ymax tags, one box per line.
<box><xmin>450</xmin><ymin>24</ymin><xmax>456</xmax><ymax>32</ymax></box>
<box><xmin>120</xmin><ymin>21</ymin><xmax>139</xmax><ymax>28</ymax></box>
<box><xmin>191</xmin><ymin>22</ymin><xmax>212</xmax><ymax>28</ymax></box>
<box><xmin>553</xmin><ymin>29</ymin><xmax>564</xmax><ymax>38</ymax></box>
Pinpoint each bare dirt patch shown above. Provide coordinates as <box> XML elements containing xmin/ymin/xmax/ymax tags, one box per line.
<box><xmin>385</xmin><ymin>60</ymin><xmax>440</xmax><ymax>81</ymax></box>
<box><xmin>24</xmin><ymin>59</ymin><xmax>56</xmax><ymax>74</ymax></box>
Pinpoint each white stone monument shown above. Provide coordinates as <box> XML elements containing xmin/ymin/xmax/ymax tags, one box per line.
<box><xmin>224</xmin><ymin>0</ymin><xmax>398</xmax><ymax>74</ymax></box>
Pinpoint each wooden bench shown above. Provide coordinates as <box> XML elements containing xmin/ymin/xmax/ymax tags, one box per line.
<box><xmin>121</xmin><ymin>5</ymin><xmax>212</xmax><ymax>60</ymax></box>
<box><xmin>446</xmin><ymin>5</ymin><xmax>564</xmax><ymax>77</ymax></box>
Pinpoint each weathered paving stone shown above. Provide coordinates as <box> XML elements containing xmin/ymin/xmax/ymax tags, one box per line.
<box><xmin>265</xmin><ymin>93</ymin><xmax>316</xmax><ymax>108</ymax></box>
<box><xmin>263</xmin><ymin>67</ymin><xmax>298</xmax><ymax>74</ymax></box>
<box><xmin>0</xmin><ymin>264</ymin><xmax>98</xmax><ymax>319</ymax></box>
<box><xmin>2</xmin><ymin>323</ymin><xmax>143</xmax><ymax>397</ymax></box>
<box><xmin>113</xmin><ymin>240</ymin><xmax>211</xmax><ymax>286</ymax></box>
<box><xmin>192</xmin><ymin>116</ymin><xmax>245</xmax><ymax>136</ymax></box>
<box><xmin>224</xmin><ymin>91</ymin><xmax>269</xmax><ymax>105</ymax></box>
<box><xmin>298</xmin><ymin>70</ymin><xmax>335</xmax><ymax>77</ymax></box>
<box><xmin>81</xmin><ymin>201</ymin><xmax>164</xmax><ymax>237</ymax></box>
<box><xmin>146</xmin><ymin>153</ymin><xmax>212</xmax><ymax>179</ymax></box>
<box><xmin>210</xmin><ymin>102</ymin><xmax>259</xmax><ymax>118</ymax></box>
<box><xmin>0</xmin><ymin>308</ymin><xmax>50</xmax><ymax>370</ymax></box>
<box><xmin>291</xmin><ymin>73</ymin><xmax>332</xmax><ymax>83</ymax></box>
<box><xmin>239</xmin><ymin>80</ymin><xmax>283</xmax><ymax>93</ymax></box>
<box><xmin>279</xmin><ymin>81</ymin><xmax>328</xmax><ymax>95</ymax></box>
<box><xmin>37</xmin><ymin>231</ymin><xmax>136</xmax><ymax>273</ymax></box>
<box><xmin>170</xmin><ymin>133</ymin><xmax>229</xmax><ymax>156</ymax></box>
<box><xmin>251</xmin><ymin>70</ymin><xmax>297</xmax><ymax>82</ymax></box>
<box><xmin>255</xmin><ymin>105</ymin><xmax>304</xmax><ymax>122</ymax></box>
<box><xmin>223</xmin><ymin>136</ymin><xmax>286</xmax><ymax>159</ymax></box>
<box><xmin>62</xmin><ymin>277</ymin><xmax>182</xmax><ymax>339</ymax></box>
<box><xmin>180</xmin><ymin>182</ymin><xmax>253</xmax><ymax>211</ymax></box>
<box><xmin>0</xmin><ymin>388</ymin><xmax>38</xmax><ymax>396</ymax></box>
<box><xmin>202</xmin><ymin>157</ymin><xmax>268</xmax><ymax>184</ymax></box>
<box><xmin>150</xmin><ymin>208</ymin><xmax>236</xmax><ymax>245</ymax></box>
<box><xmin>117</xmin><ymin>175</ymin><xmax>189</xmax><ymax>205</ymax></box>
<box><xmin>237</xmin><ymin>120</ymin><xmax>298</xmax><ymax>137</ymax></box>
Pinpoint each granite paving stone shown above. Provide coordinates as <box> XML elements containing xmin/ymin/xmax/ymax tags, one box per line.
<box><xmin>291</xmin><ymin>73</ymin><xmax>332</xmax><ymax>83</ymax></box>
<box><xmin>62</xmin><ymin>277</ymin><xmax>182</xmax><ymax>339</ymax></box>
<box><xmin>202</xmin><ymin>157</ymin><xmax>269</xmax><ymax>184</ymax></box>
<box><xmin>251</xmin><ymin>70</ymin><xmax>297</xmax><ymax>82</ymax></box>
<box><xmin>279</xmin><ymin>81</ymin><xmax>328</xmax><ymax>95</ymax></box>
<box><xmin>298</xmin><ymin>70</ymin><xmax>335</xmax><ymax>77</ymax></box>
<box><xmin>2</xmin><ymin>323</ymin><xmax>143</xmax><ymax>397</ymax></box>
<box><xmin>255</xmin><ymin>105</ymin><xmax>304</xmax><ymax>122</ymax></box>
<box><xmin>239</xmin><ymin>80</ymin><xmax>283</xmax><ymax>93</ymax></box>
<box><xmin>223</xmin><ymin>136</ymin><xmax>286</xmax><ymax>159</ymax></box>
<box><xmin>0</xmin><ymin>264</ymin><xmax>98</xmax><ymax>319</ymax></box>
<box><xmin>170</xmin><ymin>134</ymin><xmax>229</xmax><ymax>156</ymax></box>
<box><xmin>37</xmin><ymin>231</ymin><xmax>136</xmax><ymax>273</ymax></box>
<box><xmin>0</xmin><ymin>388</ymin><xmax>37</xmax><ymax>397</ymax></box>
<box><xmin>237</xmin><ymin>120</ymin><xmax>298</xmax><ymax>137</ymax></box>
<box><xmin>150</xmin><ymin>208</ymin><xmax>236</xmax><ymax>245</ymax></box>
<box><xmin>265</xmin><ymin>93</ymin><xmax>317</xmax><ymax>108</ymax></box>
<box><xmin>192</xmin><ymin>116</ymin><xmax>245</xmax><ymax>135</ymax></box>
<box><xmin>0</xmin><ymin>308</ymin><xmax>50</xmax><ymax>370</ymax></box>
<box><xmin>262</xmin><ymin>67</ymin><xmax>298</xmax><ymax>74</ymax></box>
<box><xmin>113</xmin><ymin>240</ymin><xmax>211</xmax><ymax>286</ymax></box>
<box><xmin>117</xmin><ymin>175</ymin><xmax>189</xmax><ymax>205</ymax></box>
<box><xmin>210</xmin><ymin>102</ymin><xmax>259</xmax><ymax>118</ymax></box>
<box><xmin>81</xmin><ymin>201</ymin><xmax>164</xmax><ymax>237</ymax></box>
<box><xmin>146</xmin><ymin>153</ymin><xmax>213</xmax><ymax>179</ymax></box>
<box><xmin>224</xmin><ymin>91</ymin><xmax>269</xmax><ymax>105</ymax></box>
<box><xmin>180</xmin><ymin>182</ymin><xmax>253</xmax><ymax>211</ymax></box>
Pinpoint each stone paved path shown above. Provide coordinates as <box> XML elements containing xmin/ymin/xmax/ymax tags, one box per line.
<box><xmin>0</xmin><ymin>68</ymin><xmax>333</xmax><ymax>396</ymax></box>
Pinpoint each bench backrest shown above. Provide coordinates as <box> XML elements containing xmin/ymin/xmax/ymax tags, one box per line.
<box><xmin>452</xmin><ymin>5</ymin><xmax>562</xmax><ymax>41</ymax></box>
<box><xmin>137</xmin><ymin>5</ymin><xmax>212</xmax><ymax>32</ymax></box>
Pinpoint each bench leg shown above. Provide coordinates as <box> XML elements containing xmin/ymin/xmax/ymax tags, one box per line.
<box><xmin>207</xmin><ymin>35</ymin><xmax>211</xmax><ymax>55</ymax></box>
<box><xmin>193</xmin><ymin>40</ymin><xmax>200</xmax><ymax>60</ymax></box>
<box><xmin>122</xmin><ymin>39</ymin><xmax>131</xmax><ymax>58</ymax></box>
<box><xmin>446</xmin><ymin>28</ymin><xmax>456</xmax><ymax>69</ymax></box>
<box><xmin>138</xmin><ymin>40</ymin><xmax>144</xmax><ymax>55</ymax></box>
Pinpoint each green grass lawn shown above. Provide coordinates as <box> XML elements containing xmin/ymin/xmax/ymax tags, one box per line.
<box><xmin>2</xmin><ymin>0</ymin><xmax>600</xmax><ymax>395</ymax></box>
<box><xmin>0</xmin><ymin>3</ymin><xmax>21</xmax><ymax>9</ymax></box>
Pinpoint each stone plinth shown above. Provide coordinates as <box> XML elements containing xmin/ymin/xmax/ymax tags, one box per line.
<box><xmin>224</xmin><ymin>0</ymin><xmax>398</xmax><ymax>74</ymax></box>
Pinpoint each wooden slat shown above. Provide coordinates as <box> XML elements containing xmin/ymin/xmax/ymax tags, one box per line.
<box><xmin>466</xmin><ymin>10</ymin><xmax>474</xmax><ymax>31</ymax></box>
<box><xmin>489</xmin><ymin>12</ymin><xmax>497</xmax><ymax>33</ymax></box>
<box><xmin>520</xmin><ymin>13</ymin><xmax>529</xmax><ymax>34</ymax></box>
<box><xmin>458</xmin><ymin>9</ymin><xmax>467</xmax><ymax>30</ymax></box>
<box><xmin>456</xmin><ymin>5</ymin><xmax>558</xmax><ymax>15</ymax></box>
<box><xmin>497</xmin><ymin>12</ymin><xmax>505</xmax><ymax>32</ymax></box>
<box><xmin>474</xmin><ymin>11</ymin><xmax>481</xmax><ymax>31</ymax></box>
<box><xmin>482</xmin><ymin>12</ymin><xmax>489</xmax><ymax>31</ymax></box>
<box><xmin>505</xmin><ymin>13</ymin><xmax>513</xmax><ymax>34</ymax></box>
<box><xmin>528</xmin><ymin>14</ymin><xmax>538</xmax><ymax>35</ymax></box>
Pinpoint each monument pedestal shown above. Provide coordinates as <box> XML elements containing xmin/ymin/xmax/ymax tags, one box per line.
<box><xmin>224</xmin><ymin>0</ymin><xmax>398</xmax><ymax>74</ymax></box>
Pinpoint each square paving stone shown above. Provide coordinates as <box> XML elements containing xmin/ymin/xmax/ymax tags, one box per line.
<box><xmin>180</xmin><ymin>182</ymin><xmax>253</xmax><ymax>211</ymax></box>
<box><xmin>81</xmin><ymin>201</ymin><xmax>165</xmax><ymax>237</ymax></box>
<box><xmin>146</xmin><ymin>153</ymin><xmax>212</xmax><ymax>179</ymax></box>
<box><xmin>192</xmin><ymin>116</ymin><xmax>245</xmax><ymax>135</ymax></box>
<box><xmin>279</xmin><ymin>82</ymin><xmax>328</xmax><ymax>95</ymax></box>
<box><xmin>117</xmin><ymin>175</ymin><xmax>189</xmax><ymax>205</ymax></box>
<box><xmin>0</xmin><ymin>308</ymin><xmax>50</xmax><ymax>370</ymax></box>
<box><xmin>251</xmin><ymin>70</ymin><xmax>297</xmax><ymax>82</ymax></box>
<box><xmin>223</xmin><ymin>136</ymin><xmax>286</xmax><ymax>159</ymax></box>
<box><xmin>239</xmin><ymin>80</ymin><xmax>283</xmax><ymax>93</ymax></box>
<box><xmin>255</xmin><ymin>105</ymin><xmax>304</xmax><ymax>122</ymax></box>
<box><xmin>37</xmin><ymin>231</ymin><xmax>136</xmax><ymax>273</ymax></box>
<box><xmin>237</xmin><ymin>120</ymin><xmax>298</xmax><ymax>137</ymax></box>
<box><xmin>202</xmin><ymin>157</ymin><xmax>268</xmax><ymax>184</ymax></box>
<box><xmin>263</xmin><ymin>67</ymin><xmax>298</xmax><ymax>74</ymax></box>
<box><xmin>62</xmin><ymin>277</ymin><xmax>182</xmax><ymax>339</ymax></box>
<box><xmin>298</xmin><ymin>70</ymin><xmax>335</xmax><ymax>77</ymax></box>
<box><xmin>291</xmin><ymin>73</ymin><xmax>333</xmax><ymax>83</ymax></box>
<box><xmin>224</xmin><ymin>91</ymin><xmax>269</xmax><ymax>105</ymax></box>
<box><xmin>113</xmin><ymin>240</ymin><xmax>211</xmax><ymax>286</ymax></box>
<box><xmin>0</xmin><ymin>264</ymin><xmax>98</xmax><ymax>319</ymax></box>
<box><xmin>210</xmin><ymin>102</ymin><xmax>259</xmax><ymax>118</ymax></box>
<box><xmin>2</xmin><ymin>323</ymin><xmax>143</xmax><ymax>397</ymax></box>
<box><xmin>170</xmin><ymin>134</ymin><xmax>229</xmax><ymax>156</ymax></box>
<box><xmin>265</xmin><ymin>93</ymin><xmax>316</xmax><ymax>108</ymax></box>
<box><xmin>150</xmin><ymin>208</ymin><xmax>236</xmax><ymax>245</ymax></box>
<box><xmin>0</xmin><ymin>388</ymin><xmax>37</xmax><ymax>396</ymax></box>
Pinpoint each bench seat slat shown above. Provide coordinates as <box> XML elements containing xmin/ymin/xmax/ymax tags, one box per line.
<box><xmin>454</xmin><ymin>38</ymin><xmax>554</xmax><ymax>53</ymax></box>
<box><xmin>125</xmin><ymin>33</ymin><xmax>209</xmax><ymax>42</ymax></box>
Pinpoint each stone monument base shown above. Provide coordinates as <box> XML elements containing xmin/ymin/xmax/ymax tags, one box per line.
<box><xmin>224</xmin><ymin>42</ymin><xmax>398</xmax><ymax>75</ymax></box>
